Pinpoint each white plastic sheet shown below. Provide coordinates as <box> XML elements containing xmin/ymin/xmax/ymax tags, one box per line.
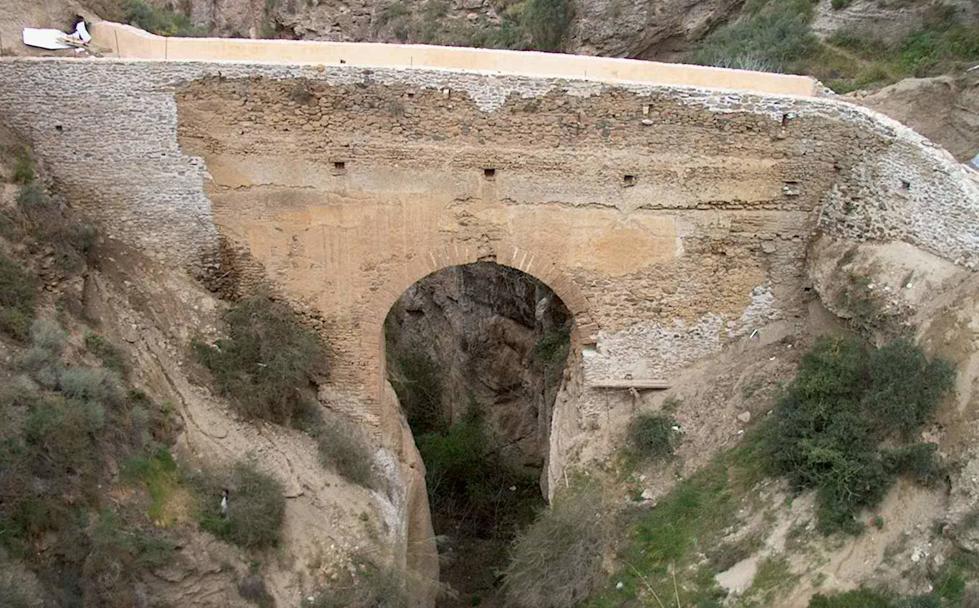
<box><xmin>22</xmin><ymin>28</ymin><xmax>73</xmax><ymax>50</ymax></box>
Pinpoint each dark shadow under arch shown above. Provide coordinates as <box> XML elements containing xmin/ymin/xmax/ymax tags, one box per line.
<box><xmin>383</xmin><ymin>261</ymin><xmax>573</xmax><ymax>607</ymax></box>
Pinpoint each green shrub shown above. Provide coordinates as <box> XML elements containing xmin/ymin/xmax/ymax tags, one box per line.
<box><xmin>316</xmin><ymin>415</ymin><xmax>376</xmax><ymax>487</ymax></box>
<box><xmin>0</xmin><ymin>253</ymin><xmax>37</xmax><ymax>341</ymax></box>
<box><xmin>863</xmin><ymin>339</ymin><xmax>954</xmax><ymax>437</ymax></box>
<box><xmin>29</xmin><ymin>318</ymin><xmax>66</xmax><ymax>353</ymax></box>
<box><xmin>122</xmin><ymin>448</ymin><xmax>183</xmax><ymax>524</ymax></box>
<box><xmin>386</xmin><ymin>350</ymin><xmax>446</xmax><ymax>435</ymax></box>
<box><xmin>59</xmin><ymin>367</ymin><xmax>124</xmax><ymax>406</ymax></box>
<box><xmin>881</xmin><ymin>443</ymin><xmax>944</xmax><ymax>485</ymax></box>
<box><xmin>897</xmin><ymin>11</ymin><xmax>979</xmax><ymax>77</ymax></box>
<box><xmin>825</xmin><ymin>7</ymin><xmax>979</xmax><ymax>90</ymax></box>
<box><xmin>521</xmin><ymin>0</ymin><xmax>573</xmax><ymax>51</ymax></box>
<box><xmin>532</xmin><ymin>326</ymin><xmax>570</xmax><ymax>367</ymax></box>
<box><xmin>11</xmin><ymin>147</ymin><xmax>35</xmax><ymax>185</ymax></box>
<box><xmin>693</xmin><ymin>0</ymin><xmax>818</xmax><ymax>73</ymax></box>
<box><xmin>416</xmin><ymin>409</ymin><xmax>540</xmax><ymax>537</ymax></box>
<box><xmin>16</xmin><ymin>183</ymin><xmax>96</xmax><ymax>271</ymax></box>
<box><xmin>195</xmin><ymin>461</ymin><xmax>285</xmax><ymax>550</ymax></box>
<box><xmin>24</xmin><ymin>395</ymin><xmax>105</xmax><ymax>478</ymax></box>
<box><xmin>20</xmin><ymin>351</ymin><xmax>63</xmax><ymax>391</ymax></box>
<box><xmin>85</xmin><ymin>333</ymin><xmax>128</xmax><ymax>376</ymax></box>
<box><xmin>19</xmin><ymin>319</ymin><xmax>67</xmax><ymax>389</ymax></box>
<box><xmin>502</xmin><ymin>483</ymin><xmax>612</xmax><ymax>608</ymax></box>
<box><xmin>193</xmin><ymin>295</ymin><xmax>325</xmax><ymax>426</ymax></box>
<box><xmin>808</xmin><ymin>588</ymin><xmax>941</xmax><ymax>608</ymax></box>
<box><xmin>767</xmin><ymin>336</ymin><xmax>954</xmax><ymax>534</ymax></box>
<box><xmin>628</xmin><ymin>412</ymin><xmax>681</xmax><ymax>460</ymax></box>
<box><xmin>123</xmin><ymin>0</ymin><xmax>203</xmax><ymax>36</ymax></box>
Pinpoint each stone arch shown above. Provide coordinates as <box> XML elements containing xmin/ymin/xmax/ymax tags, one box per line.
<box><xmin>362</xmin><ymin>243</ymin><xmax>598</xmax><ymax>403</ymax></box>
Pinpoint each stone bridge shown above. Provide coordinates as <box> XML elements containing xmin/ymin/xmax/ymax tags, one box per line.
<box><xmin>0</xmin><ymin>26</ymin><xmax>976</xmax><ymax>572</ymax></box>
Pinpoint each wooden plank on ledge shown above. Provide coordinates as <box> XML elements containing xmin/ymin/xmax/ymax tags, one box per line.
<box><xmin>589</xmin><ymin>379</ymin><xmax>671</xmax><ymax>390</ymax></box>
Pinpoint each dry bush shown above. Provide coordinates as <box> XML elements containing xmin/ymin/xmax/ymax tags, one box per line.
<box><xmin>502</xmin><ymin>482</ymin><xmax>614</xmax><ymax>608</ymax></box>
<box><xmin>316</xmin><ymin>413</ymin><xmax>377</xmax><ymax>487</ymax></box>
<box><xmin>193</xmin><ymin>460</ymin><xmax>286</xmax><ymax>550</ymax></box>
<box><xmin>628</xmin><ymin>412</ymin><xmax>681</xmax><ymax>461</ymax></box>
<box><xmin>193</xmin><ymin>294</ymin><xmax>325</xmax><ymax>426</ymax></box>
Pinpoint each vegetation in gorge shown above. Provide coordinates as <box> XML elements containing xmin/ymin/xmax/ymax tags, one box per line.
<box><xmin>389</xmin><ymin>347</ymin><xmax>544</xmax><ymax>537</ymax></box>
<box><xmin>123</xmin><ymin>0</ymin><xmax>204</xmax><ymax>36</ymax></box>
<box><xmin>415</xmin><ymin>407</ymin><xmax>541</xmax><ymax>539</ymax></box>
<box><xmin>384</xmin><ymin>277</ymin><xmax>571</xmax><ymax>605</ymax></box>
<box><xmin>376</xmin><ymin>0</ymin><xmax>573</xmax><ymax>51</ymax></box>
<box><xmin>693</xmin><ymin>0</ymin><xmax>979</xmax><ymax>92</ymax></box>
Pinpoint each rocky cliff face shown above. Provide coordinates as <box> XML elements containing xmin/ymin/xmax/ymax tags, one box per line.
<box><xmin>569</xmin><ymin>0</ymin><xmax>741</xmax><ymax>59</ymax></box>
<box><xmin>849</xmin><ymin>70</ymin><xmax>979</xmax><ymax>163</ymax></box>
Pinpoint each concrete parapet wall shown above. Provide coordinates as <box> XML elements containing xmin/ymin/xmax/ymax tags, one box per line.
<box><xmin>90</xmin><ymin>21</ymin><xmax>818</xmax><ymax>97</ymax></box>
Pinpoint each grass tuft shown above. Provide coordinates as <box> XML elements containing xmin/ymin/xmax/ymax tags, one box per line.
<box><xmin>316</xmin><ymin>414</ymin><xmax>376</xmax><ymax>487</ymax></box>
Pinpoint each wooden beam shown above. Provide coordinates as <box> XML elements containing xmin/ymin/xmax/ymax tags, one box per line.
<box><xmin>588</xmin><ymin>379</ymin><xmax>671</xmax><ymax>390</ymax></box>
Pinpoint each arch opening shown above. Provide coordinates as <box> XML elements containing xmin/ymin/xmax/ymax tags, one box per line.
<box><xmin>383</xmin><ymin>261</ymin><xmax>573</xmax><ymax>606</ymax></box>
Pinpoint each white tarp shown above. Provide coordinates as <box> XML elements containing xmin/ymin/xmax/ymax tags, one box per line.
<box><xmin>22</xmin><ymin>28</ymin><xmax>74</xmax><ymax>50</ymax></box>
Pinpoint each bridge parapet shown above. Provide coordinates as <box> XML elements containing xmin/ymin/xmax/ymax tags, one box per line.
<box><xmin>89</xmin><ymin>21</ymin><xmax>818</xmax><ymax>98</ymax></box>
